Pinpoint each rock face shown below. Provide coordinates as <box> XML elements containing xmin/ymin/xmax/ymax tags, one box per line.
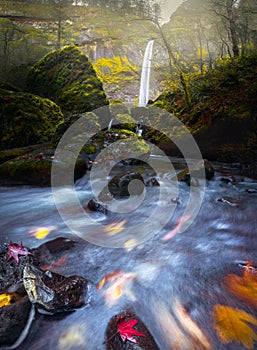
<box><xmin>26</xmin><ymin>45</ymin><xmax>109</xmax><ymax>115</ymax></box>
<box><xmin>0</xmin><ymin>89</ymin><xmax>64</xmax><ymax>149</ymax></box>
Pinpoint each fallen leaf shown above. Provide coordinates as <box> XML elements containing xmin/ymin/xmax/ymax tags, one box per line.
<box><xmin>97</xmin><ymin>270</ymin><xmax>136</xmax><ymax>307</ymax></box>
<box><xmin>0</xmin><ymin>293</ymin><xmax>12</xmax><ymax>308</ymax></box>
<box><xmin>117</xmin><ymin>319</ymin><xmax>145</xmax><ymax>343</ymax></box>
<box><xmin>104</xmin><ymin>314</ymin><xmax>145</xmax><ymax>345</ymax></box>
<box><xmin>161</xmin><ymin>214</ymin><xmax>191</xmax><ymax>241</ymax></box>
<box><xmin>7</xmin><ymin>242</ymin><xmax>31</xmax><ymax>263</ymax></box>
<box><xmin>224</xmin><ymin>262</ymin><xmax>257</xmax><ymax>307</ymax></box>
<box><xmin>173</xmin><ymin>300</ymin><xmax>211</xmax><ymax>349</ymax></box>
<box><xmin>212</xmin><ymin>304</ymin><xmax>257</xmax><ymax>349</ymax></box>
<box><xmin>29</xmin><ymin>226</ymin><xmax>56</xmax><ymax>239</ymax></box>
<box><xmin>104</xmin><ymin>220</ymin><xmax>126</xmax><ymax>235</ymax></box>
<box><xmin>153</xmin><ymin>300</ymin><xmax>211</xmax><ymax>349</ymax></box>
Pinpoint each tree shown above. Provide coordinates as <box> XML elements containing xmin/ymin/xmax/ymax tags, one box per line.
<box><xmin>0</xmin><ymin>18</ymin><xmax>24</xmax><ymax>80</ymax></box>
<box><xmin>210</xmin><ymin>0</ymin><xmax>240</xmax><ymax>56</ymax></box>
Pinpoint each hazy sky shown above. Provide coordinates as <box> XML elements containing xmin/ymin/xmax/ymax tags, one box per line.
<box><xmin>162</xmin><ymin>0</ymin><xmax>183</xmax><ymax>22</ymax></box>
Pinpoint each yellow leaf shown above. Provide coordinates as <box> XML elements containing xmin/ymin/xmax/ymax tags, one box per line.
<box><xmin>224</xmin><ymin>264</ymin><xmax>257</xmax><ymax>307</ymax></box>
<box><xmin>0</xmin><ymin>293</ymin><xmax>12</xmax><ymax>308</ymax></box>
<box><xmin>104</xmin><ymin>220</ymin><xmax>126</xmax><ymax>235</ymax></box>
<box><xmin>30</xmin><ymin>225</ymin><xmax>56</xmax><ymax>239</ymax></box>
<box><xmin>212</xmin><ymin>304</ymin><xmax>257</xmax><ymax>349</ymax></box>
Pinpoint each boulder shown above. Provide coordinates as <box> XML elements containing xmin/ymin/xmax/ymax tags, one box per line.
<box><xmin>26</xmin><ymin>45</ymin><xmax>108</xmax><ymax>115</ymax></box>
<box><xmin>0</xmin><ymin>89</ymin><xmax>64</xmax><ymax>150</ymax></box>
<box><xmin>0</xmin><ymin>149</ymin><xmax>87</xmax><ymax>186</ymax></box>
<box><xmin>108</xmin><ymin>172</ymin><xmax>144</xmax><ymax>198</ymax></box>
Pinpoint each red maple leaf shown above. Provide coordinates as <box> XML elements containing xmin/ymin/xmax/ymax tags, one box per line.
<box><xmin>118</xmin><ymin>319</ymin><xmax>145</xmax><ymax>343</ymax></box>
<box><xmin>104</xmin><ymin>314</ymin><xmax>145</xmax><ymax>344</ymax></box>
<box><xmin>7</xmin><ymin>242</ymin><xmax>32</xmax><ymax>263</ymax></box>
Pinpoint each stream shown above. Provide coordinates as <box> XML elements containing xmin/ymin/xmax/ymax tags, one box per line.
<box><xmin>1</xmin><ymin>157</ymin><xmax>257</xmax><ymax>350</ymax></box>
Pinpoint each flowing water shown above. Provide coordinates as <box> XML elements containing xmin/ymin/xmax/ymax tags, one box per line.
<box><xmin>1</xmin><ymin>158</ymin><xmax>257</xmax><ymax>350</ymax></box>
<box><xmin>138</xmin><ymin>40</ymin><xmax>154</xmax><ymax>107</ymax></box>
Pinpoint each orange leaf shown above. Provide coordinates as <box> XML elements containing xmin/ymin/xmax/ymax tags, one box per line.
<box><xmin>97</xmin><ymin>270</ymin><xmax>136</xmax><ymax>307</ymax></box>
<box><xmin>212</xmin><ymin>304</ymin><xmax>257</xmax><ymax>349</ymax></box>
<box><xmin>224</xmin><ymin>265</ymin><xmax>257</xmax><ymax>308</ymax></box>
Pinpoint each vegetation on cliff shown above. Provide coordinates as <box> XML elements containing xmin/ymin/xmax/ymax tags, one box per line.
<box><xmin>154</xmin><ymin>53</ymin><xmax>257</xmax><ymax>163</ymax></box>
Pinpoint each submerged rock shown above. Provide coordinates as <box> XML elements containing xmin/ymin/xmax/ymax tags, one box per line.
<box><xmin>177</xmin><ymin>159</ymin><xmax>215</xmax><ymax>185</ymax></box>
<box><xmin>87</xmin><ymin>199</ymin><xmax>108</xmax><ymax>214</ymax></box>
<box><xmin>108</xmin><ymin>172</ymin><xmax>145</xmax><ymax>198</ymax></box>
<box><xmin>23</xmin><ymin>264</ymin><xmax>91</xmax><ymax>314</ymax></box>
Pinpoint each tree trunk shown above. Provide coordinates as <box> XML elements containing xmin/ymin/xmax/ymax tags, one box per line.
<box><xmin>226</xmin><ymin>0</ymin><xmax>239</xmax><ymax>56</ymax></box>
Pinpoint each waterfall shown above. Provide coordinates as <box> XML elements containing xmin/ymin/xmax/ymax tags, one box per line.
<box><xmin>138</xmin><ymin>40</ymin><xmax>154</xmax><ymax>107</ymax></box>
<box><xmin>108</xmin><ymin>118</ymin><xmax>113</xmax><ymax>130</ymax></box>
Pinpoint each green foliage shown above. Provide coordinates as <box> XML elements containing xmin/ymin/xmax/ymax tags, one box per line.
<box><xmin>94</xmin><ymin>56</ymin><xmax>138</xmax><ymax>84</ymax></box>
<box><xmin>156</xmin><ymin>53</ymin><xmax>257</xmax><ymax>126</ymax></box>
<box><xmin>26</xmin><ymin>45</ymin><xmax>108</xmax><ymax>114</ymax></box>
<box><xmin>0</xmin><ymin>89</ymin><xmax>64</xmax><ymax>149</ymax></box>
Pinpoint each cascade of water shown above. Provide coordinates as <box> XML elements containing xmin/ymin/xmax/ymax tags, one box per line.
<box><xmin>108</xmin><ymin>118</ymin><xmax>113</xmax><ymax>130</ymax></box>
<box><xmin>138</xmin><ymin>40</ymin><xmax>154</xmax><ymax>107</ymax></box>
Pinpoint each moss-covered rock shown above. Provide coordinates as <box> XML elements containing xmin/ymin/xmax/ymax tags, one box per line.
<box><xmin>52</xmin><ymin>111</ymin><xmax>101</xmax><ymax>146</ymax></box>
<box><xmin>0</xmin><ymin>149</ymin><xmax>87</xmax><ymax>186</ymax></box>
<box><xmin>83</xmin><ymin>129</ymin><xmax>150</xmax><ymax>163</ymax></box>
<box><xmin>0</xmin><ymin>89</ymin><xmax>64</xmax><ymax>150</ymax></box>
<box><xmin>26</xmin><ymin>45</ymin><xmax>109</xmax><ymax>115</ymax></box>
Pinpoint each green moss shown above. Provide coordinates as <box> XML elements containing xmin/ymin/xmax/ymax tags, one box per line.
<box><xmin>0</xmin><ymin>89</ymin><xmax>64</xmax><ymax>149</ymax></box>
<box><xmin>26</xmin><ymin>45</ymin><xmax>109</xmax><ymax>115</ymax></box>
<box><xmin>0</xmin><ymin>159</ymin><xmax>52</xmax><ymax>185</ymax></box>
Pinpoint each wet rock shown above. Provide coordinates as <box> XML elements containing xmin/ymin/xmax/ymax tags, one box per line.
<box><xmin>23</xmin><ymin>264</ymin><xmax>91</xmax><ymax>314</ymax></box>
<box><xmin>0</xmin><ymin>295</ymin><xmax>34</xmax><ymax>348</ymax></box>
<box><xmin>87</xmin><ymin>199</ymin><xmax>108</xmax><ymax>214</ymax></box>
<box><xmin>31</xmin><ymin>238</ymin><xmax>77</xmax><ymax>268</ymax></box>
<box><xmin>0</xmin><ymin>243</ymin><xmax>34</xmax><ymax>347</ymax></box>
<box><xmin>177</xmin><ymin>159</ymin><xmax>215</xmax><ymax>185</ymax></box>
<box><xmin>105</xmin><ymin>311</ymin><xmax>159</xmax><ymax>349</ymax></box>
<box><xmin>108</xmin><ymin>172</ymin><xmax>145</xmax><ymax>197</ymax></box>
<box><xmin>0</xmin><ymin>243</ymin><xmax>31</xmax><ymax>292</ymax></box>
<box><xmin>246</xmin><ymin>188</ymin><xmax>257</xmax><ymax>194</ymax></box>
<box><xmin>145</xmin><ymin>177</ymin><xmax>160</xmax><ymax>187</ymax></box>
<box><xmin>217</xmin><ymin>196</ymin><xmax>241</xmax><ymax>207</ymax></box>
<box><xmin>0</xmin><ymin>150</ymin><xmax>87</xmax><ymax>186</ymax></box>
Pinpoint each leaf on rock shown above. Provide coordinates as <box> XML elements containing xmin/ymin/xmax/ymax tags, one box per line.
<box><xmin>212</xmin><ymin>304</ymin><xmax>257</xmax><ymax>349</ymax></box>
<box><xmin>117</xmin><ymin>319</ymin><xmax>145</xmax><ymax>343</ymax></box>
<box><xmin>7</xmin><ymin>242</ymin><xmax>32</xmax><ymax>263</ymax></box>
<box><xmin>224</xmin><ymin>262</ymin><xmax>257</xmax><ymax>308</ymax></box>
